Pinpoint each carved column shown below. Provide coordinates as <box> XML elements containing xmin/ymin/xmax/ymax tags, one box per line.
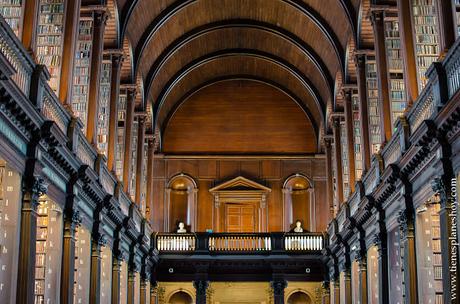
<box><xmin>331</xmin><ymin>280</ymin><xmax>340</xmax><ymax>304</ymax></box>
<box><xmin>373</xmin><ymin>232</ymin><xmax>389</xmax><ymax>304</ymax></box>
<box><xmin>371</xmin><ymin>10</ymin><xmax>393</xmax><ymax>143</ymax></box>
<box><xmin>59</xmin><ymin>0</ymin><xmax>81</xmax><ymax>105</ymax></box>
<box><xmin>332</xmin><ymin>116</ymin><xmax>344</xmax><ymax>207</ymax></box>
<box><xmin>436</xmin><ymin>1</ymin><xmax>456</xmax><ymax>55</ymax></box>
<box><xmin>127</xmin><ymin>264</ymin><xmax>138</xmax><ymax>304</ymax></box>
<box><xmin>90</xmin><ymin>233</ymin><xmax>106</xmax><ymax>304</ymax></box>
<box><xmin>145</xmin><ymin>138</ymin><xmax>155</xmax><ymax>219</ymax></box>
<box><xmin>122</xmin><ymin>87</ymin><xmax>136</xmax><ymax>191</ymax></box>
<box><xmin>107</xmin><ymin>51</ymin><xmax>124</xmax><ymax>172</ymax></box>
<box><xmin>140</xmin><ymin>274</ymin><xmax>147</xmax><ymax>304</ymax></box>
<box><xmin>85</xmin><ymin>8</ymin><xmax>108</xmax><ymax>145</ymax></box>
<box><xmin>271</xmin><ymin>279</ymin><xmax>287</xmax><ymax>304</ymax></box>
<box><xmin>354</xmin><ymin>250</ymin><xmax>368</xmax><ymax>304</ymax></box>
<box><xmin>150</xmin><ymin>281</ymin><xmax>158</xmax><ymax>304</ymax></box>
<box><xmin>324</xmin><ymin>138</ymin><xmax>334</xmax><ymax>219</ymax></box>
<box><xmin>321</xmin><ymin>282</ymin><xmax>330</xmax><ymax>304</ymax></box>
<box><xmin>194</xmin><ymin>280</ymin><xmax>209</xmax><ymax>304</ymax></box>
<box><xmin>355</xmin><ymin>54</ymin><xmax>371</xmax><ymax>171</ymax></box>
<box><xmin>17</xmin><ymin>176</ymin><xmax>48</xmax><ymax>304</ymax></box>
<box><xmin>398</xmin><ymin>210</ymin><xmax>418</xmax><ymax>304</ymax></box>
<box><xmin>396</xmin><ymin>0</ymin><xmax>419</xmax><ymax>104</ymax></box>
<box><xmin>111</xmin><ymin>252</ymin><xmax>123</xmax><ymax>304</ymax></box>
<box><xmin>135</xmin><ymin>115</ymin><xmax>146</xmax><ymax>206</ymax></box>
<box><xmin>341</xmin><ymin>269</ymin><xmax>352</xmax><ymax>304</ymax></box>
<box><xmin>342</xmin><ymin>88</ymin><xmax>356</xmax><ymax>192</ymax></box>
<box><xmin>60</xmin><ymin>208</ymin><xmax>82</xmax><ymax>304</ymax></box>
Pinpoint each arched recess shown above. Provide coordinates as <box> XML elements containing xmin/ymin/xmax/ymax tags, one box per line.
<box><xmin>165</xmin><ymin>173</ymin><xmax>198</xmax><ymax>232</ymax></box>
<box><xmin>167</xmin><ymin>290</ymin><xmax>194</xmax><ymax>304</ymax></box>
<box><xmin>286</xmin><ymin>290</ymin><xmax>313</xmax><ymax>304</ymax></box>
<box><xmin>282</xmin><ymin>174</ymin><xmax>315</xmax><ymax>232</ymax></box>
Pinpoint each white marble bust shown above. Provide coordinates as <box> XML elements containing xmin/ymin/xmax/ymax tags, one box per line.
<box><xmin>177</xmin><ymin>222</ymin><xmax>187</xmax><ymax>233</ymax></box>
<box><xmin>293</xmin><ymin>220</ymin><xmax>303</xmax><ymax>233</ymax></box>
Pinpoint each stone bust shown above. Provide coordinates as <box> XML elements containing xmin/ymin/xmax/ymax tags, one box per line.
<box><xmin>177</xmin><ymin>222</ymin><xmax>187</xmax><ymax>233</ymax></box>
<box><xmin>293</xmin><ymin>220</ymin><xmax>303</xmax><ymax>233</ymax></box>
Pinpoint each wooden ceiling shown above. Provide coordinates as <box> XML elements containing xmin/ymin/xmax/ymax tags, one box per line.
<box><xmin>112</xmin><ymin>0</ymin><xmax>362</xmax><ymax>151</ymax></box>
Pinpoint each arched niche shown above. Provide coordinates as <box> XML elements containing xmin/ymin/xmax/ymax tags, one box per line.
<box><xmin>282</xmin><ymin>174</ymin><xmax>315</xmax><ymax>232</ymax></box>
<box><xmin>286</xmin><ymin>291</ymin><xmax>312</xmax><ymax>304</ymax></box>
<box><xmin>165</xmin><ymin>173</ymin><xmax>198</xmax><ymax>232</ymax></box>
<box><xmin>168</xmin><ymin>290</ymin><xmax>194</xmax><ymax>304</ymax></box>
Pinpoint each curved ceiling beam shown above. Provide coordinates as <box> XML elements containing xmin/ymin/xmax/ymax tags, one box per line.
<box><xmin>141</xmin><ymin>21</ymin><xmax>334</xmax><ymax>103</ymax></box>
<box><xmin>130</xmin><ymin>0</ymin><xmax>346</xmax><ymax>74</ymax></box>
<box><xmin>160</xmin><ymin>75</ymin><xmax>320</xmax><ymax>151</ymax></box>
<box><xmin>337</xmin><ymin>0</ymin><xmax>357</xmax><ymax>39</ymax></box>
<box><xmin>150</xmin><ymin>49</ymin><xmax>325</xmax><ymax>131</ymax></box>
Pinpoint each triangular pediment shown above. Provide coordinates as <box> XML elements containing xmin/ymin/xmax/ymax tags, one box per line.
<box><xmin>209</xmin><ymin>176</ymin><xmax>271</xmax><ymax>193</ymax></box>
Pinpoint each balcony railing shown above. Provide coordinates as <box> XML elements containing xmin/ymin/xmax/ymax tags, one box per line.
<box><xmin>155</xmin><ymin>232</ymin><xmax>324</xmax><ymax>254</ymax></box>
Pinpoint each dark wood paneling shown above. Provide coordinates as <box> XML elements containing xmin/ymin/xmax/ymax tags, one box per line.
<box><xmin>163</xmin><ymin>80</ymin><xmax>316</xmax><ymax>154</ymax></box>
<box><xmin>262</xmin><ymin>160</ymin><xmax>281</xmax><ymax>179</ymax></box>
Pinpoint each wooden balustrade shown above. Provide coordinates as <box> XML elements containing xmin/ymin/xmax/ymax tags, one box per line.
<box><xmin>41</xmin><ymin>85</ymin><xmax>71</xmax><ymax>135</ymax></box>
<box><xmin>155</xmin><ymin>232</ymin><xmax>324</xmax><ymax>254</ymax></box>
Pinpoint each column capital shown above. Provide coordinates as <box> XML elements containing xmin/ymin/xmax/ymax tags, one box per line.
<box><xmin>69</xmin><ymin>209</ymin><xmax>82</xmax><ymax>230</ymax></box>
<box><xmin>23</xmin><ymin>176</ymin><xmax>48</xmax><ymax>207</ymax></box>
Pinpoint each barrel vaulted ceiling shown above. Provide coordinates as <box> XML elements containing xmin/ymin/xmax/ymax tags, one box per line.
<box><xmin>108</xmin><ymin>0</ymin><xmax>368</xmax><ymax>150</ymax></box>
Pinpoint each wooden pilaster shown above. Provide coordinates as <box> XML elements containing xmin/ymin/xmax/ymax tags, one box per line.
<box><xmin>194</xmin><ymin>280</ymin><xmax>209</xmax><ymax>304</ymax></box>
<box><xmin>106</xmin><ymin>51</ymin><xmax>124</xmax><ymax>172</ymax></box>
<box><xmin>436</xmin><ymin>1</ymin><xmax>456</xmax><ymax>56</ymax></box>
<box><xmin>135</xmin><ymin>115</ymin><xmax>146</xmax><ymax>206</ymax></box>
<box><xmin>332</xmin><ymin>116</ymin><xmax>344</xmax><ymax>207</ymax></box>
<box><xmin>342</xmin><ymin>88</ymin><xmax>356</xmax><ymax>193</ymax></box>
<box><xmin>85</xmin><ymin>7</ymin><xmax>108</xmax><ymax>145</ymax></box>
<box><xmin>122</xmin><ymin>87</ymin><xmax>136</xmax><ymax>190</ymax></box>
<box><xmin>396</xmin><ymin>0</ymin><xmax>419</xmax><ymax>105</ymax></box>
<box><xmin>398</xmin><ymin>211</ymin><xmax>418</xmax><ymax>304</ymax></box>
<box><xmin>355</xmin><ymin>54</ymin><xmax>371</xmax><ymax>171</ymax></box>
<box><xmin>21</xmin><ymin>0</ymin><xmax>39</xmax><ymax>53</ymax></box>
<box><xmin>271</xmin><ymin>279</ymin><xmax>287</xmax><ymax>304</ymax></box>
<box><xmin>58</xmin><ymin>0</ymin><xmax>81</xmax><ymax>105</ymax></box>
<box><xmin>145</xmin><ymin>137</ymin><xmax>155</xmax><ymax>220</ymax></box>
<box><xmin>127</xmin><ymin>268</ymin><xmax>136</xmax><ymax>304</ymax></box>
<box><xmin>371</xmin><ymin>10</ymin><xmax>393</xmax><ymax>143</ymax></box>
<box><xmin>324</xmin><ymin>137</ymin><xmax>334</xmax><ymax>219</ymax></box>
<box><xmin>89</xmin><ymin>236</ymin><xmax>105</xmax><ymax>304</ymax></box>
<box><xmin>111</xmin><ymin>254</ymin><xmax>122</xmax><ymax>304</ymax></box>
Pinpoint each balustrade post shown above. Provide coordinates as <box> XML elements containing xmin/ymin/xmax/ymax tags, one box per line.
<box><xmin>271</xmin><ymin>279</ymin><xmax>287</xmax><ymax>304</ymax></box>
<box><xmin>194</xmin><ymin>280</ymin><xmax>209</xmax><ymax>304</ymax></box>
<box><xmin>16</xmin><ymin>175</ymin><xmax>48</xmax><ymax>304</ymax></box>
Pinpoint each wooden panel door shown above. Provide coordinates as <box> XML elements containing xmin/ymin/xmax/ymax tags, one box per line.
<box><xmin>224</xmin><ymin>203</ymin><xmax>256</xmax><ymax>232</ymax></box>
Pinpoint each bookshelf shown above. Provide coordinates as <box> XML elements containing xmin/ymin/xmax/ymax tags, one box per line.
<box><xmin>411</xmin><ymin>0</ymin><xmax>440</xmax><ymax>91</ymax></box>
<box><xmin>365</xmin><ymin>57</ymin><xmax>382</xmax><ymax>154</ymax></box>
<box><xmin>129</xmin><ymin>120</ymin><xmax>138</xmax><ymax>200</ymax></box>
<box><xmin>340</xmin><ymin>120</ymin><xmax>350</xmax><ymax>198</ymax></box>
<box><xmin>36</xmin><ymin>0</ymin><xmax>66</xmax><ymax>94</ymax></box>
<box><xmin>384</xmin><ymin>17</ymin><xmax>407</xmax><ymax>129</ymax></box>
<box><xmin>351</xmin><ymin>92</ymin><xmax>363</xmax><ymax>180</ymax></box>
<box><xmin>429</xmin><ymin>204</ymin><xmax>443</xmax><ymax>304</ymax></box>
<box><xmin>97</xmin><ymin>59</ymin><xmax>112</xmax><ymax>156</ymax></box>
<box><xmin>72</xmin><ymin>17</ymin><xmax>93</xmax><ymax>131</ymax></box>
<box><xmin>115</xmin><ymin>92</ymin><xmax>127</xmax><ymax>181</ymax></box>
<box><xmin>0</xmin><ymin>0</ymin><xmax>23</xmax><ymax>37</ymax></box>
<box><xmin>456</xmin><ymin>1</ymin><xmax>460</xmax><ymax>36</ymax></box>
<box><xmin>35</xmin><ymin>201</ymin><xmax>49</xmax><ymax>304</ymax></box>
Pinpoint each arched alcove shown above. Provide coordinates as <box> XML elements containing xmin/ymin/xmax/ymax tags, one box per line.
<box><xmin>282</xmin><ymin>174</ymin><xmax>315</xmax><ymax>232</ymax></box>
<box><xmin>168</xmin><ymin>291</ymin><xmax>194</xmax><ymax>304</ymax></box>
<box><xmin>287</xmin><ymin>291</ymin><xmax>312</xmax><ymax>304</ymax></box>
<box><xmin>165</xmin><ymin>174</ymin><xmax>198</xmax><ymax>232</ymax></box>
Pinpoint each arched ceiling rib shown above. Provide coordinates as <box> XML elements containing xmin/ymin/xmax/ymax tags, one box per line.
<box><xmin>145</xmin><ymin>25</ymin><xmax>332</xmax><ymax>109</ymax></box>
<box><xmin>115</xmin><ymin>0</ymin><xmax>357</xmax><ymax>149</ymax></box>
<box><xmin>155</xmin><ymin>55</ymin><xmax>323</xmax><ymax>139</ymax></box>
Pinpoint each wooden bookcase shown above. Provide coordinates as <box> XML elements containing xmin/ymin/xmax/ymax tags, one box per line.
<box><xmin>97</xmin><ymin>59</ymin><xmax>112</xmax><ymax>156</ymax></box>
<box><xmin>340</xmin><ymin>120</ymin><xmax>350</xmax><ymax>199</ymax></box>
<box><xmin>351</xmin><ymin>91</ymin><xmax>363</xmax><ymax>180</ymax></box>
<box><xmin>411</xmin><ymin>0</ymin><xmax>440</xmax><ymax>91</ymax></box>
<box><xmin>365</xmin><ymin>56</ymin><xmax>382</xmax><ymax>155</ymax></box>
<box><xmin>384</xmin><ymin>17</ymin><xmax>407</xmax><ymax>129</ymax></box>
<box><xmin>35</xmin><ymin>201</ymin><xmax>48</xmax><ymax>304</ymax></box>
<box><xmin>72</xmin><ymin>17</ymin><xmax>93</xmax><ymax>131</ymax></box>
<box><xmin>36</xmin><ymin>0</ymin><xmax>66</xmax><ymax>94</ymax></box>
<box><xmin>0</xmin><ymin>0</ymin><xmax>23</xmax><ymax>37</ymax></box>
<box><xmin>115</xmin><ymin>92</ymin><xmax>127</xmax><ymax>181</ymax></box>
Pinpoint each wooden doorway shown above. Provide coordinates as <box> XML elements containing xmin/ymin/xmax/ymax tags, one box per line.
<box><xmin>224</xmin><ymin>202</ymin><xmax>257</xmax><ymax>232</ymax></box>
